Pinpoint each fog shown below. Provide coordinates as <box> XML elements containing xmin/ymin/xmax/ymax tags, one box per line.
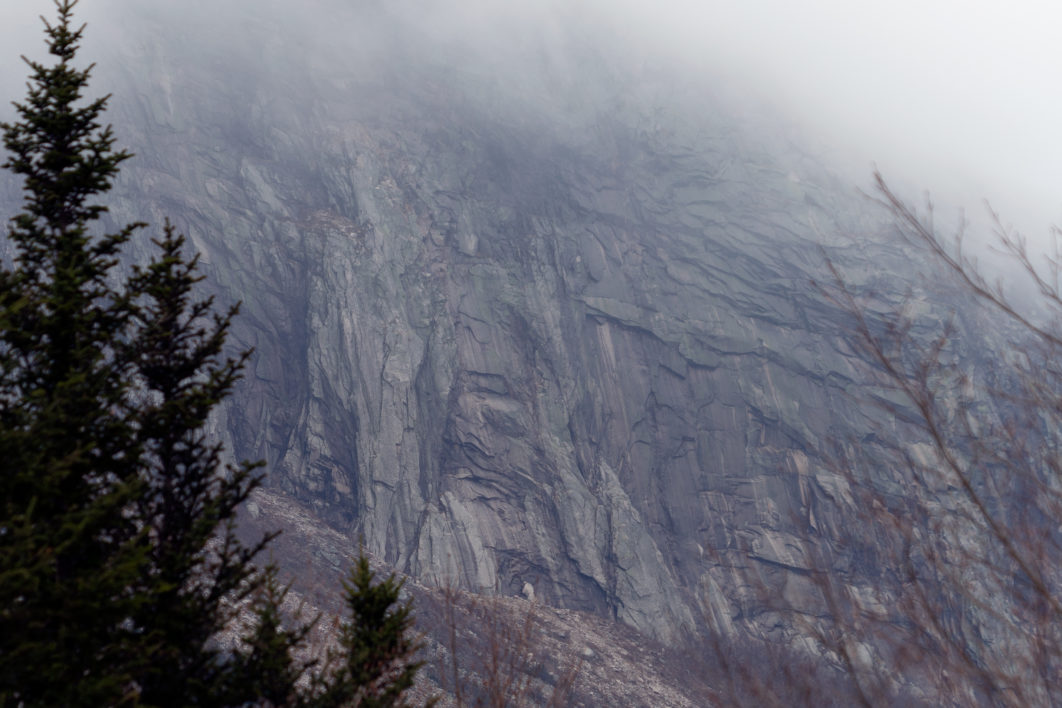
<box><xmin>613</xmin><ymin>2</ymin><xmax>1062</xmax><ymax>230</ymax></box>
<box><xmin>2</xmin><ymin>0</ymin><xmax>1060</xmax><ymax>251</ymax></box>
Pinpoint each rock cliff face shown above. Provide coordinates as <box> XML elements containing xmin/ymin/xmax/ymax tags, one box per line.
<box><xmin>2</xmin><ymin>0</ymin><xmax>948</xmax><ymax>652</ymax></box>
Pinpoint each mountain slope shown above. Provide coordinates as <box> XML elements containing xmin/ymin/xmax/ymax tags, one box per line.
<box><xmin>1</xmin><ymin>0</ymin><xmax>971</xmax><ymax>670</ymax></box>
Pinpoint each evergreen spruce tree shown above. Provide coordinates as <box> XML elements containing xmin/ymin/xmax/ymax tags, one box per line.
<box><xmin>314</xmin><ymin>555</ymin><xmax>427</xmax><ymax>708</ymax></box>
<box><xmin>125</xmin><ymin>221</ymin><xmax>275</xmax><ymax>706</ymax></box>
<box><xmin>220</xmin><ymin>564</ymin><xmax>317</xmax><ymax>707</ymax></box>
<box><xmin>0</xmin><ymin>3</ymin><xmax>431</xmax><ymax>706</ymax></box>
<box><xmin>0</xmin><ymin>2</ymin><xmax>272</xmax><ymax>704</ymax></box>
<box><xmin>0</xmin><ymin>2</ymin><xmax>152</xmax><ymax>703</ymax></box>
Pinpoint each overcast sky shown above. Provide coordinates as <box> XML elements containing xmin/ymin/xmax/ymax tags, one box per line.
<box><xmin>2</xmin><ymin>0</ymin><xmax>1060</xmax><ymax>242</ymax></box>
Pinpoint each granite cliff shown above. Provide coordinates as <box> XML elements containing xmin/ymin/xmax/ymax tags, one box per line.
<box><xmin>1</xmin><ymin>0</ymin><xmax>982</xmax><ymax>691</ymax></box>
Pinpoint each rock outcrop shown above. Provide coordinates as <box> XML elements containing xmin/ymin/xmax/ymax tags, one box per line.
<box><xmin>2</xmin><ymin>0</ymin><xmax>969</xmax><ymax>657</ymax></box>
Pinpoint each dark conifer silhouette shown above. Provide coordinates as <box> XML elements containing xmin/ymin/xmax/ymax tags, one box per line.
<box><xmin>0</xmin><ymin>3</ymin><xmax>428</xmax><ymax>706</ymax></box>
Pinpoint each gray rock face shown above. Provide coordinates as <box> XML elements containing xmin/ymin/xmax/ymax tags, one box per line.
<box><xmin>2</xmin><ymin>0</ymin><xmax>939</xmax><ymax>647</ymax></box>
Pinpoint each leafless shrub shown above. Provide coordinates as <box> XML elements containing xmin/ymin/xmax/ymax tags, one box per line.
<box><xmin>431</xmin><ymin>584</ymin><xmax>580</xmax><ymax>708</ymax></box>
<box><xmin>800</xmin><ymin>172</ymin><xmax>1062</xmax><ymax>706</ymax></box>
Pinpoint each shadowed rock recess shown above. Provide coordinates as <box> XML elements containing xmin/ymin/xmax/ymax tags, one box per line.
<box><xmin>3</xmin><ymin>0</ymin><xmax>960</xmax><ymax>662</ymax></box>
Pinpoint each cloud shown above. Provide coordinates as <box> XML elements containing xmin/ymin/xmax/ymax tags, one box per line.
<box><xmin>601</xmin><ymin>0</ymin><xmax>1062</xmax><ymax>240</ymax></box>
<box><xmin>3</xmin><ymin>0</ymin><xmax>1060</xmax><ymax>248</ymax></box>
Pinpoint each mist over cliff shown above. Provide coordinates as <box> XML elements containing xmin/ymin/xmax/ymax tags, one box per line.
<box><xmin>0</xmin><ymin>0</ymin><xmax>1019</xmax><ymax>698</ymax></box>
